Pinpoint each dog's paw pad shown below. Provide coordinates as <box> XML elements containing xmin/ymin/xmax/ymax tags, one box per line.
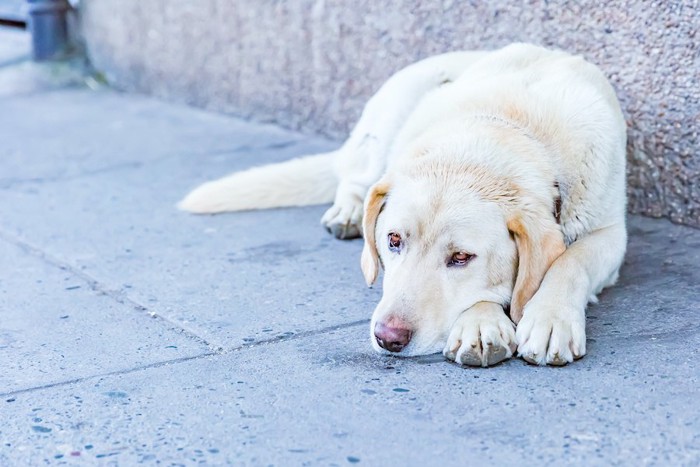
<box><xmin>326</xmin><ymin>220</ymin><xmax>362</xmax><ymax>240</ymax></box>
<box><xmin>321</xmin><ymin>202</ymin><xmax>363</xmax><ymax>240</ymax></box>
<box><xmin>443</xmin><ymin>304</ymin><xmax>516</xmax><ymax>367</ymax></box>
<box><xmin>516</xmin><ymin>306</ymin><xmax>586</xmax><ymax>366</ymax></box>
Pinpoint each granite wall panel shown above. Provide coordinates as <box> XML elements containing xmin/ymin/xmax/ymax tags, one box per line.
<box><xmin>80</xmin><ymin>0</ymin><xmax>699</xmax><ymax>226</ymax></box>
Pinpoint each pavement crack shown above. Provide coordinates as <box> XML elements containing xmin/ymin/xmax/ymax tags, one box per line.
<box><xmin>195</xmin><ymin>139</ymin><xmax>301</xmax><ymax>159</ymax></box>
<box><xmin>0</xmin><ymin>352</ymin><xmax>218</xmax><ymax>399</ymax></box>
<box><xmin>224</xmin><ymin>319</ymin><xmax>370</xmax><ymax>353</ymax></box>
<box><xmin>0</xmin><ymin>228</ymin><xmax>216</xmax><ymax>351</ymax></box>
<box><xmin>0</xmin><ymin>320</ymin><xmax>371</xmax><ymax>398</ymax></box>
<box><xmin>0</xmin><ymin>160</ymin><xmax>149</xmax><ymax>189</ymax></box>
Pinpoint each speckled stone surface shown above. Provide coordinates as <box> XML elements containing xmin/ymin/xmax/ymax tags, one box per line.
<box><xmin>78</xmin><ymin>0</ymin><xmax>700</xmax><ymax>227</ymax></box>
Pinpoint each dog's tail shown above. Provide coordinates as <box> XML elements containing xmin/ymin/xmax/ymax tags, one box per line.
<box><xmin>177</xmin><ymin>151</ymin><xmax>338</xmax><ymax>214</ymax></box>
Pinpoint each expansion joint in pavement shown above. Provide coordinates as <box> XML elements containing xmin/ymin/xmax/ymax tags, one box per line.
<box><xmin>0</xmin><ymin>351</ymin><xmax>218</xmax><ymax>398</ymax></box>
<box><xmin>226</xmin><ymin>318</ymin><xmax>371</xmax><ymax>354</ymax></box>
<box><xmin>0</xmin><ymin>320</ymin><xmax>371</xmax><ymax>398</ymax></box>
<box><xmin>0</xmin><ymin>227</ymin><xmax>215</xmax><ymax>349</ymax></box>
<box><xmin>0</xmin><ymin>226</ymin><xmax>372</xmax><ymax>397</ymax></box>
<box><xmin>0</xmin><ymin>160</ymin><xmax>147</xmax><ymax>189</ymax></box>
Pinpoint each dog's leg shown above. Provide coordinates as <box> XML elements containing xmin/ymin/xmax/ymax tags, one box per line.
<box><xmin>322</xmin><ymin>51</ymin><xmax>487</xmax><ymax>239</ymax></box>
<box><xmin>443</xmin><ymin>302</ymin><xmax>517</xmax><ymax>367</ymax></box>
<box><xmin>516</xmin><ymin>222</ymin><xmax>627</xmax><ymax>365</ymax></box>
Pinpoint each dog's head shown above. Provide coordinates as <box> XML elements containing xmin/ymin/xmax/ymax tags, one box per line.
<box><xmin>361</xmin><ymin>153</ymin><xmax>564</xmax><ymax>356</ymax></box>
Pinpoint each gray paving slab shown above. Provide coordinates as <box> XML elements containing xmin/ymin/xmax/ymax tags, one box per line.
<box><xmin>0</xmin><ymin>89</ymin><xmax>311</xmax><ymax>184</ymax></box>
<box><xmin>0</xmin><ymin>238</ymin><xmax>209</xmax><ymax>394</ymax></box>
<box><xmin>1</xmin><ymin>321</ymin><xmax>698</xmax><ymax>466</ymax></box>
<box><xmin>0</xmin><ymin>89</ymin><xmax>376</xmax><ymax>350</ymax></box>
<box><xmin>589</xmin><ymin>216</ymin><xmax>700</xmax><ymax>340</ymax></box>
<box><xmin>0</xmin><ymin>165</ymin><xmax>378</xmax><ymax>349</ymax></box>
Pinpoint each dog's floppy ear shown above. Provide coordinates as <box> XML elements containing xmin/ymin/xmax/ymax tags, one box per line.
<box><xmin>360</xmin><ymin>177</ymin><xmax>392</xmax><ymax>286</ymax></box>
<box><xmin>507</xmin><ymin>210</ymin><xmax>566</xmax><ymax>323</ymax></box>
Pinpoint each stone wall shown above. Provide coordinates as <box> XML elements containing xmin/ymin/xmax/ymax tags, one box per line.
<box><xmin>80</xmin><ymin>0</ymin><xmax>699</xmax><ymax>227</ymax></box>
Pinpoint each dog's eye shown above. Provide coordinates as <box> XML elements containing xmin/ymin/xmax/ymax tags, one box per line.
<box><xmin>388</xmin><ymin>232</ymin><xmax>402</xmax><ymax>253</ymax></box>
<box><xmin>448</xmin><ymin>252</ymin><xmax>474</xmax><ymax>267</ymax></box>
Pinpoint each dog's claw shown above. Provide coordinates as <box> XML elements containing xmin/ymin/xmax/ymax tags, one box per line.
<box><xmin>443</xmin><ymin>303</ymin><xmax>516</xmax><ymax>368</ymax></box>
<box><xmin>515</xmin><ymin>302</ymin><xmax>586</xmax><ymax>367</ymax></box>
<box><xmin>321</xmin><ymin>201</ymin><xmax>363</xmax><ymax>240</ymax></box>
<box><xmin>329</xmin><ymin>221</ymin><xmax>362</xmax><ymax>240</ymax></box>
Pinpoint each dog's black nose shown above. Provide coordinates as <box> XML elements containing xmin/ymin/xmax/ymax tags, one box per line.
<box><xmin>374</xmin><ymin>322</ymin><xmax>413</xmax><ymax>352</ymax></box>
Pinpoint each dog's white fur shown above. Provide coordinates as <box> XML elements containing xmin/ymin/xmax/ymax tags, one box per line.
<box><xmin>180</xmin><ymin>43</ymin><xmax>627</xmax><ymax>367</ymax></box>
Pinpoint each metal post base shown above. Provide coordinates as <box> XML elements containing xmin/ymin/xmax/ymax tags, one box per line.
<box><xmin>27</xmin><ymin>0</ymin><xmax>72</xmax><ymax>61</ymax></box>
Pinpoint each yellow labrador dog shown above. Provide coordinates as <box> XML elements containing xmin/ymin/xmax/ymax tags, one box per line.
<box><xmin>180</xmin><ymin>43</ymin><xmax>627</xmax><ymax>367</ymax></box>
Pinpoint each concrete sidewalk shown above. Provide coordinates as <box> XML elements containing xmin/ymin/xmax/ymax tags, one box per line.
<box><xmin>1</xmin><ymin>38</ymin><xmax>699</xmax><ymax>465</ymax></box>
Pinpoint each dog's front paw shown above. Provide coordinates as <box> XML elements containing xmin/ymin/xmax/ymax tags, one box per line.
<box><xmin>515</xmin><ymin>304</ymin><xmax>586</xmax><ymax>366</ymax></box>
<box><xmin>321</xmin><ymin>201</ymin><xmax>363</xmax><ymax>240</ymax></box>
<box><xmin>443</xmin><ymin>302</ymin><xmax>516</xmax><ymax>367</ymax></box>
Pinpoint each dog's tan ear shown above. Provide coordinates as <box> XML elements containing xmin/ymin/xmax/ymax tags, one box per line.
<box><xmin>507</xmin><ymin>212</ymin><xmax>566</xmax><ymax>323</ymax></box>
<box><xmin>360</xmin><ymin>178</ymin><xmax>392</xmax><ymax>286</ymax></box>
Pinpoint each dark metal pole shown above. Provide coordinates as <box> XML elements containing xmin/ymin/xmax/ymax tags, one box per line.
<box><xmin>26</xmin><ymin>0</ymin><xmax>72</xmax><ymax>61</ymax></box>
